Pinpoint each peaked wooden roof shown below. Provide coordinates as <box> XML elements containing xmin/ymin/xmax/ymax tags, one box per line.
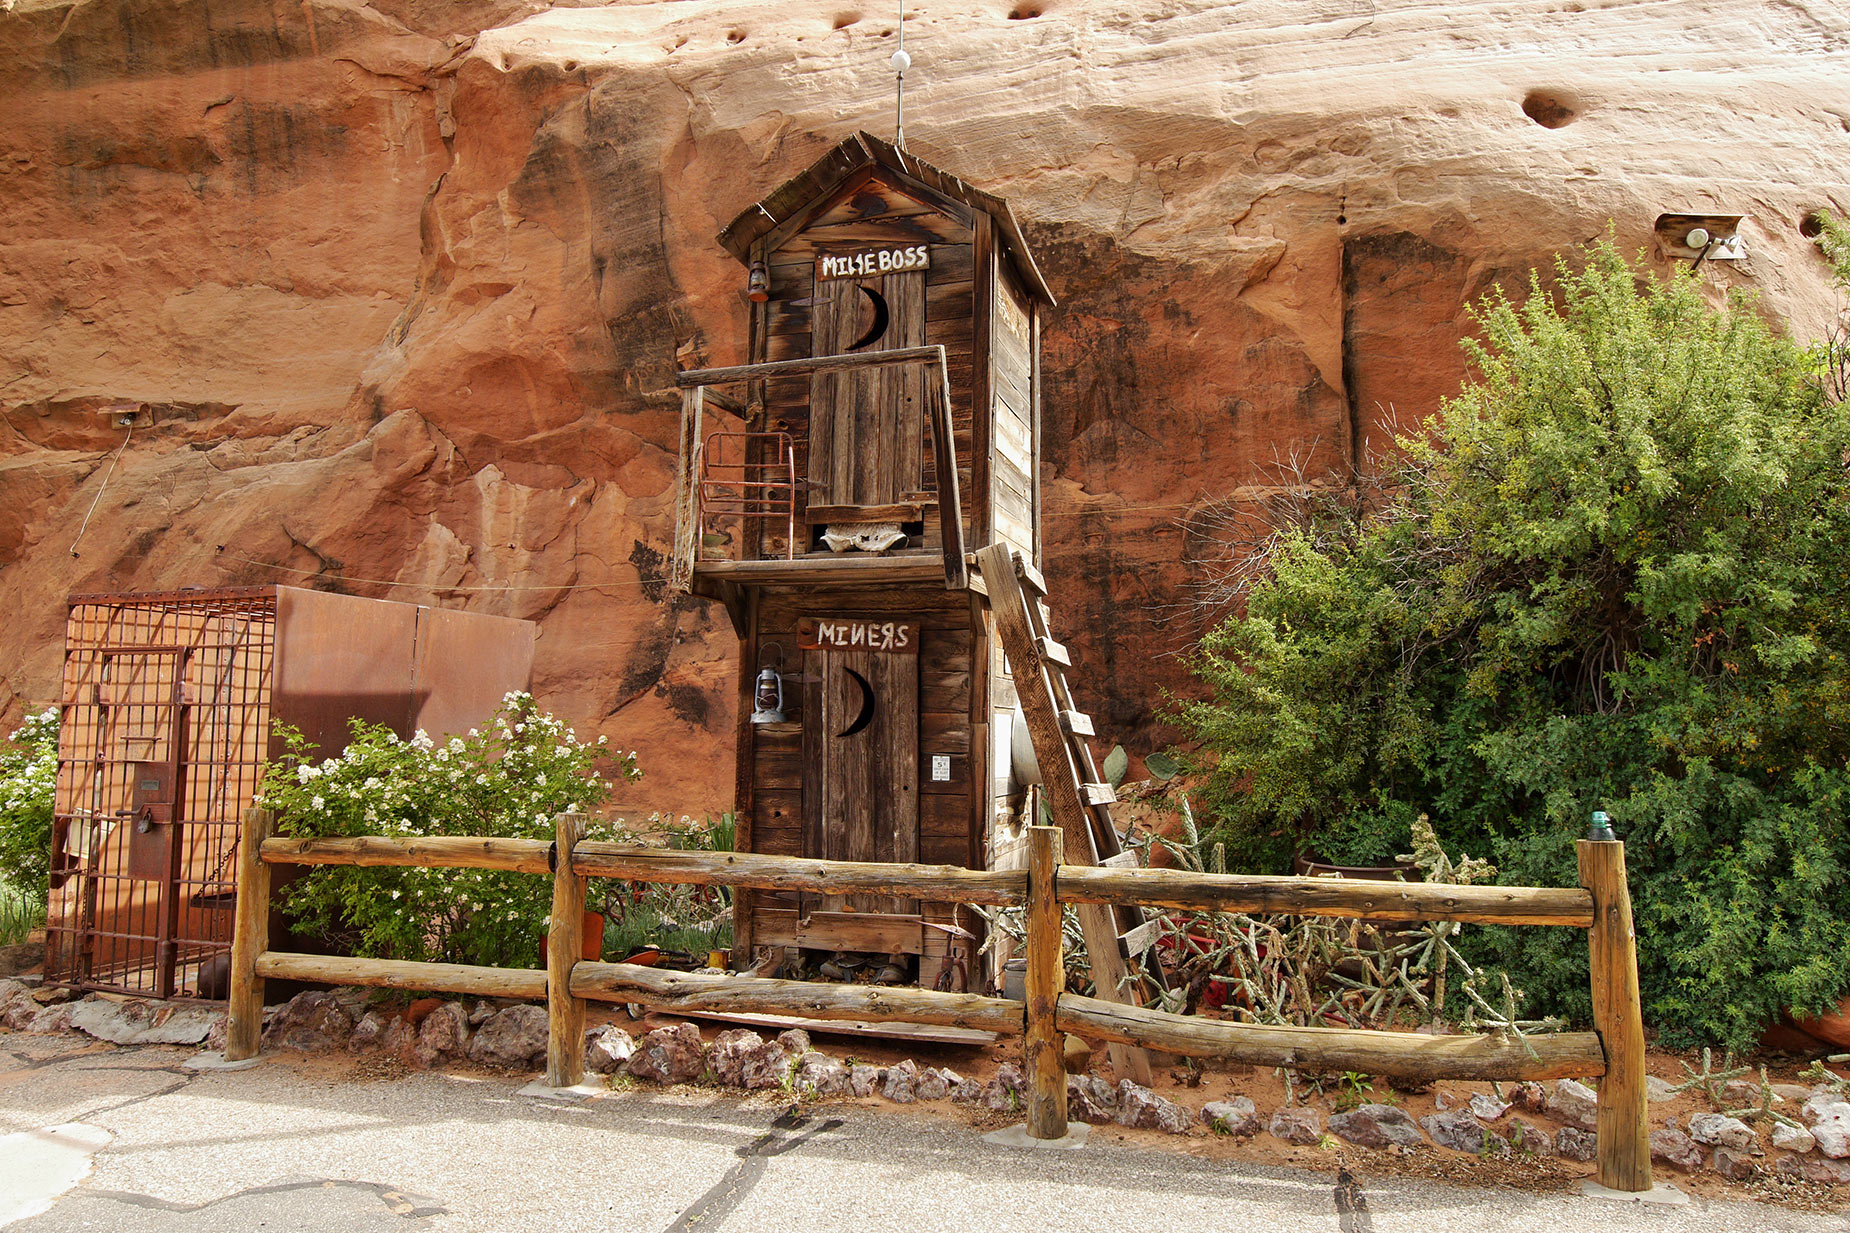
<box><xmin>716</xmin><ymin>130</ymin><xmax>1055</xmax><ymax>306</ymax></box>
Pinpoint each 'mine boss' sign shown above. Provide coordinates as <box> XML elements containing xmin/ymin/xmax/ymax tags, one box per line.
<box><xmin>816</xmin><ymin>245</ymin><xmax>931</xmax><ymax>281</ymax></box>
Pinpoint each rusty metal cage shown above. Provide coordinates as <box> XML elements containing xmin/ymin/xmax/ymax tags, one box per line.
<box><xmin>47</xmin><ymin>589</ymin><xmax>277</xmax><ymax>999</ymax></box>
<box><xmin>43</xmin><ymin>586</ymin><xmax>539</xmax><ymax>1000</ymax></box>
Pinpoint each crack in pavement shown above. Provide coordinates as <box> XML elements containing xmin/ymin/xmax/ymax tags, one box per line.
<box><xmin>661</xmin><ymin>1104</ymin><xmax>844</xmax><ymax>1233</ymax></box>
<box><xmin>1334</xmin><ymin>1168</ymin><xmax>1374</xmax><ymax>1233</ymax></box>
<box><xmin>74</xmin><ymin>1177</ymin><xmax>447</xmax><ymax>1220</ymax></box>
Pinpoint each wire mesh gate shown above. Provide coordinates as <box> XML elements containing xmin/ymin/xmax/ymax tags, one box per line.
<box><xmin>46</xmin><ymin>589</ymin><xmax>278</xmax><ymax>999</ymax></box>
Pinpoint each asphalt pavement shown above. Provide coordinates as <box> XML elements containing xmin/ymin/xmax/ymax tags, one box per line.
<box><xmin>1</xmin><ymin>1030</ymin><xmax>1841</xmax><ymax>1232</ymax></box>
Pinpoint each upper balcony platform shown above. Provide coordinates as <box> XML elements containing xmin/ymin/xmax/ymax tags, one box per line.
<box><xmin>670</xmin><ymin>346</ymin><xmax>969</xmax><ymax>603</ymax></box>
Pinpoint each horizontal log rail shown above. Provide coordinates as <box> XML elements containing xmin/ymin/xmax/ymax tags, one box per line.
<box><xmin>572</xmin><ymin>961</ymin><xmax>1024</xmax><ymax>1036</ymax></box>
<box><xmin>1057</xmin><ymin>865</ymin><xmax>1595</xmax><ymax>928</ymax></box>
<box><xmin>257</xmin><ymin>952</ymin><xmax>548</xmax><ymax>1000</ymax></box>
<box><xmin>261</xmin><ymin>835</ymin><xmax>552</xmax><ymax>875</ymax></box>
<box><xmin>1056</xmin><ymin>993</ymin><xmax>1605</xmax><ymax>1082</ymax></box>
<box><xmin>225</xmin><ymin>814</ymin><xmax>1648</xmax><ymax>1191</ymax></box>
<box><xmin>571</xmin><ymin>843</ymin><xmax>1025</xmax><ymax>906</ymax></box>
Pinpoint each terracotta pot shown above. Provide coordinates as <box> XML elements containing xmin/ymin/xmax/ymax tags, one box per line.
<box><xmin>1792</xmin><ymin>996</ymin><xmax>1850</xmax><ymax>1050</ymax></box>
<box><xmin>540</xmin><ymin>911</ymin><xmax>605</xmax><ymax>965</ymax></box>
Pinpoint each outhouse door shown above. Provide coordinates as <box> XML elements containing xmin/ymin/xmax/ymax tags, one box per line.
<box><xmin>806</xmin><ymin>268</ymin><xmax>926</xmax><ymax>517</ymax></box>
<box><xmin>799</xmin><ymin>617</ymin><xmax>920</xmax><ymax>916</ymax></box>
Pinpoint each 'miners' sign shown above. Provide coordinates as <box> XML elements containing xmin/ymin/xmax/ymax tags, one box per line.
<box><xmin>816</xmin><ymin>245</ymin><xmax>931</xmax><ymax>280</ymax></box>
<box><xmin>798</xmin><ymin>617</ymin><xmax>921</xmax><ymax>653</ymax></box>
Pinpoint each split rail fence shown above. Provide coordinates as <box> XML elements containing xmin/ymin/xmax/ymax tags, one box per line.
<box><xmin>226</xmin><ymin>810</ymin><xmax>1652</xmax><ymax>1193</ymax></box>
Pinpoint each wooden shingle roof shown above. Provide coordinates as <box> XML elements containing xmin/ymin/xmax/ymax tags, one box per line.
<box><xmin>716</xmin><ymin>130</ymin><xmax>1054</xmax><ymax>306</ymax></box>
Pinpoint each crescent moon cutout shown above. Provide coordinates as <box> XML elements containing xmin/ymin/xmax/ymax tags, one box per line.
<box><xmin>846</xmin><ymin>285</ymin><xmax>889</xmax><ymax>351</ymax></box>
<box><xmin>837</xmin><ymin>667</ymin><xmax>876</xmax><ymax>737</ymax></box>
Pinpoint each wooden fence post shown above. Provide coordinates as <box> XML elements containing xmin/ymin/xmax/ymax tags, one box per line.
<box><xmin>225</xmin><ymin>807</ymin><xmax>273</xmax><ymax>1061</ymax></box>
<box><xmin>546</xmin><ymin>810</ymin><xmax>588</xmax><ymax>1088</ymax></box>
<box><xmin>1025</xmin><ymin>825</ymin><xmax>1068</xmax><ymax>1140</ymax></box>
<box><xmin>1578</xmin><ymin>836</ymin><xmax>1651</xmax><ymax>1192</ymax></box>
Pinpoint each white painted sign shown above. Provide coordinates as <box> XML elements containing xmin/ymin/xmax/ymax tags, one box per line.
<box><xmin>931</xmin><ymin>755</ymin><xmax>952</xmax><ymax>782</ymax></box>
<box><xmin>798</xmin><ymin>617</ymin><xmax>921</xmax><ymax>654</ymax></box>
<box><xmin>816</xmin><ymin>245</ymin><xmax>931</xmax><ymax>281</ymax></box>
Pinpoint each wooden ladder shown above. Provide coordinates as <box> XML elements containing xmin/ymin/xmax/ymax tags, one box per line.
<box><xmin>976</xmin><ymin>543</ymin><xmax>1159</xmax><ymax>1085</ymax></box>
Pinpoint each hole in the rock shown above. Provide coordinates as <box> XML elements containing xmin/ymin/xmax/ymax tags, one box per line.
<box><xmin>834</xmin><ymin>11</ymin><xmax>861</xmax><ymax>29</ymax></box>
<box><xmin>1009</xmin><ymin>4</ymin><xmax>1044</xmax><ymax>18</ymax></box>
<box><xmin>1800</xmin><ymin>211</ymin><xmax>1827</xmax><ymax>239</ymax></box>
<box><xmin>1521</xmin><ymin>90</ymin><xmax>1579</xmax><ymax>129</ymax></box>
<box><xmin>727</xmin><ymin>28</ymin><xmax>748</xmax><ymax>44</ymax></box>
<box><xmin>563</xmin><ymin>59</ymin><xmax>579</xmax><ymax>72</ymax></box>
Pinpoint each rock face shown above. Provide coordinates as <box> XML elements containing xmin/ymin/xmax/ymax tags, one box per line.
<box><xmin>1546</xmin><ymin>1080</ymin><xmax>1600</xmax><ymax>1133</ymax></box>
<box><xmin>466</xmin><ymin>1004</ymin><xmax>546</xmax><ymax>1070</ymax></box>
<box><xmin>627</xmin><ymin>1022</ymin><xmax>706</xmax><ymax>1084</ymax></box>
<box><xmin>263</xmin><ymin>992</ymin><xmax>353</xmax><ymax>1051</ymax></box>
<box><xmin>1329</xmin><ymin>1103</ymin><xmax>1425</xmax><ymax>1150</ymax></box>
<box><xmin>1269</xmin><ymin>1105</ymin><xmax>1322</xmax><ymax>1146</ymax></box>
<box><xmin>1201</xmin><ymin>1097</ymin><xmax>1262</xmax><ymax>1138</ymax></box>
<box><xmin>2</xmin><ymin>2</ymin><xmax>1847</xmax><ymax>783</ymax></box>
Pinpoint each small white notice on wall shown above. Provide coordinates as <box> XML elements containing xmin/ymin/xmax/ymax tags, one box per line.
<box><xmin>931</xmin><ymin>755</ymin><xmax>951</xmax><ymax>782</ymax></box>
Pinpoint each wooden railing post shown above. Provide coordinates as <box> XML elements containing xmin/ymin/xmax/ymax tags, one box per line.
<box><xmin>225</xmin><ymin>807</ymin><xmax>273</xmax><ymax>1061</ymax></box>
<box><xmin>1579</xmin><ymin>834</ymin><xmax>1651</xmax><ymax>1192</ymax></box>
<box><xmin>546</xmin><ymin>810</ymin><xmax>588</xmax><ymax>1088</ymax></box>
<box><xmin>1025</xmin><ymin>825</ymin><xmax>1067</xmax><ymax>1140</ymax></box>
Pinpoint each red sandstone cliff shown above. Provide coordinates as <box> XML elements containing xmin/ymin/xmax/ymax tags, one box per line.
<box><xmin>2</xmin><ymin>0</ymin><xmax>1846</xmax><ymax>811</ymax></box>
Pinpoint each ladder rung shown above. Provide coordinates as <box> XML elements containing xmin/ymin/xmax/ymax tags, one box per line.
<box><xmin>1081</xmin><ymin>782</ymin><xmax>1117</xmax><ymax>806</ymax></box>
<box><xmin>1016</xmin><ymin>557</ymin><xmax>1048</xmax><ymax>596</ymax></box>
<box><xmin>1060</xmin><ymin>710</ymin><xmax>1095</xmax><ymax>737</ymax></box>
<box><xmin>1120</xmin><ymin>919</ymin><xmax>1161</xmax><ymax>957</ymax></box>
<box><xmin>1037</xmin><ymin>637</ymin><xmax>1072</xmax><ymax>668</ymax></box>
<box><xmin>1101</xmin><ymin>850</ymin><xmax>1140</xmax><ymax>869</ymax></box>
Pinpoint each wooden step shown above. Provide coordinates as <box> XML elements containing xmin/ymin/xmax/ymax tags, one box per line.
<box><xmin>1100</xmin><ymin>850</ymin><xmax>1141</xmax><ymax>869</ymax></box>
<box><xmin>1120</xmin><ymin>919</ymin><xmax>1161</xmax><ymax>958</ymax></box>
<box><xmin>1059</xmin><ymin>710</ymin><xmax>1095</xmax><ymax>737</ymax></box>
<box><xmin>1015</xmin><ymin>557</ymin><xmax>1048</xmax><ymax>596</ymax></box>
<box><xmin>1036</xmin><ymin>637</ymin><xmax>1072</xmax><ymax>668</ymax></box>
<box><xmin>1081</xmin><ymin>782</ymin><xmax>1117</xmax><ymax>806</ymax></box>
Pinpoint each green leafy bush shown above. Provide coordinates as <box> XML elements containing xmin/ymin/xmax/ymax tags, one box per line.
<box><xmin>0</xmin><ymin>708</ymin><xmax>57</xmax><ymax>925</ymax></box>
<box><xmin>257</xmin><ymin>693</ymin><xmax>639</xmax><ymax>968</ymax></box>
<box><xmin>1176</xmin><ymin>240</ymin><xmax>1850</xmax><ymax>1047</ymax></box>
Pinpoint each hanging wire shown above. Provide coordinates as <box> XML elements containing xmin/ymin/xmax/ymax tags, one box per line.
<box><xmin>69</xmin><ymin>421</ymin><xmax>133</xmax><ymax>558</ymax></box>
<box><xmin>892</xmin><ymin>0</ymin><xmax>909</xmax><ymax>149</ymax></box>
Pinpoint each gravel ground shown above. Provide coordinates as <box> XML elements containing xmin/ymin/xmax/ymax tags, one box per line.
<box><xmin>2</xmin><ymin>1030</ymin><xmax>1844</xmax><ymax>1233</ymax></box>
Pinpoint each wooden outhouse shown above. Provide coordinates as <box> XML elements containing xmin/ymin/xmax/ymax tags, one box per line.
<box><xmin>669</xmin><ymin>132</ymin><xmax>1054</xmax><ymax>990</ymax></box>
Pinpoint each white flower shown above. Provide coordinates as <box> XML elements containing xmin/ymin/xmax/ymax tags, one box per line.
<box><xmin>410</xmin><ymin>730</ymin><xmax>434</xmax><ymax>751</ymax></box>
<box><xmin>448</xmin><ymin>737</ymin><xmax>465</xmax><ymax>753</ymax></box>
<box><xmin>311</xmin><ymin>795</ymin><xmax>325</xmax><ymax>811</ymax></box>
<box><xmin>475</xmin><ymin>774</ymin><xmax>488</xmax><ymax>785</ymax></box>
<box><xmin>363</xmin><ymin>778</ymin><xmax>380</xmax><ymax>791</ymax></box>
<box><xmin>297</xmin><ymin>765</ymin><xmax>320</xmax><ymax>783</ymax></box>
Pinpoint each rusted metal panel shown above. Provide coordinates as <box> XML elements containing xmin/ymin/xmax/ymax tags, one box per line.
<box><xmin>271</xmin><ymin>587</ymin><xmax>420</xmax><ymax>756</ymax></box>
<box><xmin>411</xmin><ymin>605</ymin><xmax>537</xmax><ymax>740</ymax></box>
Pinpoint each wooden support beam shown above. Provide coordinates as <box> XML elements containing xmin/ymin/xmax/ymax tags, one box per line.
<box><xmin>571</xmin><ymin>962</ymin><xmax>1024</xmax><ymax>1036</ymax></box>
<box><xmin>671</xmin><ymin>385</ymin><xmax>704</xmax><ymax>593</ymax></box>
<box><xmin>547</xmin><ymin>811</ymin><xmax>587</xmax><ymax>1089</ymax></box>
<box><xmin>261</xmin><ymin>835</ymin><xmax>552</xmax><ymax>875</ymax></box>
<box><xmin>255</xmin><ymin>952</ymin><xmax>548</xmax><ymax>1000</ymax></box>
<box><xmin>1058</xmin><ymin>710</ymin><xmax>1095</xmax><ymax>738</ymax></box>
<box><xmin>1057</xmin><ymin>866</ymin><xmax>1595</xmax><ymax>928</ymax></box>
<box><xmin>1057</xmin><ymin>994</ymin><xmax>1608</xmax><ymax>1082</ymax></box>
<box><xmin>927</xmin><ymin>352</ymin><xmax>968</xmax><ymax>590</ymax></box>
<box><xmin>570</xmin><ymin>843</ymin><xmax>1026</xmax><ymax>906</ymax></box>
<box><xmin>1025</xmin><ymin>827</ymin><xmax>1067</xmax><ymax>1140</ymax></box>
<box><xmin>1580</xmin><ymin>838</ymin><xmax>1652</xmax><ymax>1193</ymax></box>
<box><xmin>224</xmin><ymin>808</ymin><xmax>272</xmax><ymax>1062</ymax></box>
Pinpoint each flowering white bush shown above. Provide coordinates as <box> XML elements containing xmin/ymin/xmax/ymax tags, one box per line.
<box><xmin>0</xmin><ymin>707</ymin><xmax>58</xmax><ymax>902</ymax></box>
<box><xmin>257</xmin><ymin>692</ymin><xmax>639</xmax><ymax>968</ymax></box>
